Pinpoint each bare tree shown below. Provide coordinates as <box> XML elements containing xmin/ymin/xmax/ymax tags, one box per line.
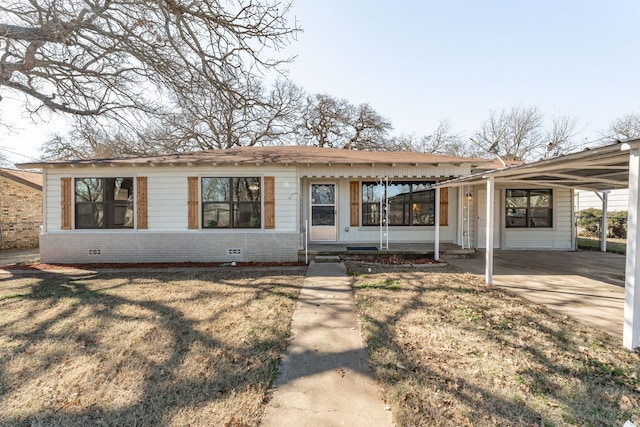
<box><xmin>342</xmin><ymin>103</ymin><xmax>392</xmax><ymax>150</ymax></box>
<box><xmin>544</xmin><ymin>115</ymin><xmax>578</xmax><ymax>158</ymax></box>
<box><xmin>298</xmin><ymin>94</ymin><xmax>350</xmax><ymax>148</ymax></box>
<box><xmin>42</xmin><ymin>78</ymin><xmax>304</xmax><ymax>159</ymax></box>
<box><xmin>166</xmin><ymin>78</ymin><xmax>303</xmax><ymax>150</ymax></box>
<box><xmin>42</xmin><ymin>118</ymin><xmax>154</xmax><ymax>160</ymax></box>
<box><xmin>0</xmin><ymin>0</ymin><xmax>298</xmax><ymax>123</ymax></box>
<box><xmin>298</xmin><ymin>94</ymin><xmax>392</xmax><ymax>150</ymax></box>
<box><xmin>473</xmin><ymin>106</ymin><xmax>577</xmax><ymax>162</ymax></box>
<box><xmin>607</xmin><ymin>113</ymin><xmax>640</xmax><ymax>140</ymax></box>
<box><xmin>408</xmin><ymin>119</ymin><xmax>485</xmax><ymax>157</ymax></box>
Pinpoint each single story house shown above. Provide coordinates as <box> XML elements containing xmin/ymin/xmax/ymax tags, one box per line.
<box><xmin>17</xmin><ymin>145</ymin><xmax>581</xmax><ymax>265</ymax></box>
<box><xmin>0</xmin><ymin>168</ymin><xmax>42</xmax><ymax>250</ymax></box>
<box><xmin>18</xmin><ymin>146</ymin><xmax>513</xmax><ymax>264</ymax></box>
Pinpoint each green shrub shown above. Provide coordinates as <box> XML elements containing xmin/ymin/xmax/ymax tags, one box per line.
<box><xmin>577</xmin><ymin>208</ymin><xmax>602</xmax><ymax>237</ymax></box>
<box><xmin>608</xmin><ymin>210</ymin><xmax>627</xmax><ymax>239</ymax></box>
<box><xmin>577</xmin><ymin>209</ymin><xmax>628</xmax><ymax>239</ymax></box>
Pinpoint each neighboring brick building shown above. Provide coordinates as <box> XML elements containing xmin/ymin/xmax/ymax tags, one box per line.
<box><xmin>0</xmin><ymin>168</ymin><xmax>42</xmax><ymax>250</ymax></box>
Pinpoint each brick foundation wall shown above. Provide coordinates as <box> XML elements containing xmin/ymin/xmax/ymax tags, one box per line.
<box><xmin>40</xmin><ymin>232</ymin><xmax>300</xmax><ymax>264</ymax></box>
<box><xmin>0</xmin><ymin>177</ymin><xmax>42</xmax><ymax>250</ymax></box>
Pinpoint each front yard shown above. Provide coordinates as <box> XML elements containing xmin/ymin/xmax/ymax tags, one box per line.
<box><xmin>0</xmin><ymin>268</ymin><xmax>304</xmax><ymax>426</ymax></box>
<box><xmin>347</xmin><ymin>262</ymin><xmax>640</xmax><ymax>426</ymax></box>
<box><xmin>2</xmin><ymin>263</ymin><xmax>640</xmax><ymax>426</ymax></box>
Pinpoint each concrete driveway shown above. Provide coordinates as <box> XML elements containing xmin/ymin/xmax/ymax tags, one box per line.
<box><xmin>0</xmin><ymin>248</ymin><xmax>40</xmax><ymax>266</ymax></box>
<box><xmin>446</xmin><ymin>250</ymin><xmax>626</xmax><ymax>339</ymax></box>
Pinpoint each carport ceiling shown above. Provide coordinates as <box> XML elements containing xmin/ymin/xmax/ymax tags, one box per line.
<box><xmin>437</xmin><ymin>139</ymin><xmax>640</xmax><ymax>192</ymax></box>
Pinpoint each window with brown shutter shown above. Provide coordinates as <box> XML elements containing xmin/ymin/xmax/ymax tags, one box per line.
<box><xmin>61</xmin><ymin>177</ymin><xmax>72</xmax><ymax>230</ymax></box>
<box><xmin>439</xmin><ymin>187</ymin><xmax>449</xmax><ymax>226</ymax></box>
<box><xmin>349</xmin><ymin>181</ymin><xmax>360</xmax><ymax>226</ymax></box>
<box><xmin>263</xmin><ymin>176</ymin><xmax>275</xmax><ymax>229</ymax></box>
<box><xmin>136</xmin><ymin>177</ymin><xmax>148</xmax><ymax>229</ymax></box>
<box><xmin>188</xmin><ymin>177</ymin><xmax>199</xmax><ymax>229</ymax></box>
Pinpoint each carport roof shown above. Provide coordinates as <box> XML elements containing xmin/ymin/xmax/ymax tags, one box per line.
<box><xmin>435</xmin><ymin>138</ymin><xmax>640</xmax><ymax>192</ymax></box>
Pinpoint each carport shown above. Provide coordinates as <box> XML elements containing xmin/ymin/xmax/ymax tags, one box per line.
<box><xmin>433</xmin><ymin>139</ymin><xmax>640</xmax><ymax>350</ymax></box>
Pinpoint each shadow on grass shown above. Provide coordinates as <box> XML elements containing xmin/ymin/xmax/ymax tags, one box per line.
<box><xmin>347</xmin><ymin>265</ymin><xmax>640</xmax><ymax>426</ymax></box>
<box><xmin>0</xmin><ymin>269</ymin><xmax>304</xmax><ymax>426</ymax></box>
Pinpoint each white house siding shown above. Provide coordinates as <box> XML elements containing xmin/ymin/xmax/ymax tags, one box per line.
<box><xmin>502</xmin><ymin>187</ymin><xmax>573</xmax><ymax>250</ymax></box>
<box><xmin>575</xmin><ymin>189</ymin><xmax>629</xmax><ymax>212</ymax></box>
<box><xmin>40</xmin><ymin>165</ymin><xmax>300</xmax><ymax>263</ymax></box>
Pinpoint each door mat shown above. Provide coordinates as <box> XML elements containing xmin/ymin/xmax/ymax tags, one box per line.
<box><xmin>346</xmin><ymin>246</ymin><xmax>379</xmax><ymax>251</ymax></box>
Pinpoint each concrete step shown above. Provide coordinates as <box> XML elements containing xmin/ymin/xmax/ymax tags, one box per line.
<box><xmin>314</xmin><ymin>255</ymin><xmax>342</xmax><ymax>263</ymax></box>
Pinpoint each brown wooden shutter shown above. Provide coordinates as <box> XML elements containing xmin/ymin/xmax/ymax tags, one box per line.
<box><xmin>136</xmin><ymin>176</ymin><xmax>148</xmax><ymax>229</ymax></box>
<box><xmin>61</xmin><ymin>177</ymin><xmax>72</xmax><ymax>230</ymax></box>
<box><xmin>188</xmin><ymin>177</ymin><xmax>199</xmax><ymax>229</ymax></box>
<box><xmin>350</xmin><ymin>181</ymin><xmax>360</xmax><ymax>226</ymax></box>
<box><xmin>263</xmin><ymin>176</ymin><xmax>275</xmax><ymax>229</ymax></box>
<box><xmin>439</xmin><ymin>187</ymin><xmax>449</xmax><ymax>226</ymax></box>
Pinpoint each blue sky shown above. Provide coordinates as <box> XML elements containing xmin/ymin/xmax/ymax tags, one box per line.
<box><xmin>1</xmin><ymin>0</ymin><xmax>640</xmax><ymax>163</ymax></box>
<box><xmin>283</xmin><ymin>0</ymin><xmax>640</xmax><ymax>140</ymax></box>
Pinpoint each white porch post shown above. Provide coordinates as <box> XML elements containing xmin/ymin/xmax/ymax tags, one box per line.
<box><xmin>434</xmin><ymin>186</ymin><xmax>440</xmax><ymax>261</ymax></box>
<box><xmin>485</xmin><ymin>177</ymin><xmax>494</xmax><ymax>284</ymax></box>
<box><xmin>624</xmin><ymin>149</ymin><xmax>640</xmax><ymax>350</ymax></box>
<box><xmin>601</xmin><ymin>191</ymin><xmax>608</xmax><ymax>252</ymax></box>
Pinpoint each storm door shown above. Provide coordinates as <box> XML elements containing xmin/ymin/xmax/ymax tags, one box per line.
<box><xmin>310</xmin><ymin>183</ymin><xmax>337</xmax><ymax>242</ymax></box>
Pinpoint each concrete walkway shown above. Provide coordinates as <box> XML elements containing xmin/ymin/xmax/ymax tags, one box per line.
<box><xmin>261</xmin><ymin>261</ymin><xmax>393</xmax><ymax>427</ymax></box>
<box><xmin>446</xmin><ymin>250</ymin><xmax>626</xmax><ymax>338</ymax></box>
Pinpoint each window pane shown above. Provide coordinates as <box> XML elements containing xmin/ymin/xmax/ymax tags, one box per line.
<box><xmin>388</xmin><ymin>202</ymin><xmax>408</xmax><ymax>225</ymax></box>
<box><xmin>203</xmin><ymin>203</ymin><xmax>230</xmax><ymax>228</ymax></box>
<box><xmin>312</xmin><ymin>206</ymin><xmax>334</xmax><ymax>226</ymax></box>
<box><xmin>75</xmin><ymin>178</ymin><xmax>103</xmax><ymax>202</ymax></box>
<box><xmin>110</xmin><ymin>178</ymin><xmax>133</xmax><ymax>202</ymax></box>
<box><xmin>506</xmin><ymin>208</ymin><xmax>527</xmax><ymax>227</ymax></box>
<box><xmin>105</xmin><ymin>201</ymin><xmax>133</xmax><ymax>228</ymax></box>
<box><xmin>387</xmin><ymin>183</ymin><xmax>411</xmax><ymax>200</ymax></box>
<box><xmin>202</xmin><ymin>178</ymin><xmax>230</xmax><ymax>202</ymax></box>
<box><xmin>530</xmin><ymin>208</ymin><xmax>552</xmax><ymax>227</ymax></box>
<box><xmin>311</xmin><ymin>184</ymin><xmax>335</xmax><ymax>205</ymax></box>
<box><xmin>362</xmin><ymin>203</ymin><xmax>379</xmax><ymax>226</ymax></box>
<box><xmin>530</xmin><ymin>190</ymin><xmax>552</xmax><ymax>207</ymax></box>
<box><xmin>506</xmin><ymin>190</ymin><xmax>529</xmax><ymax>208</ymax></box>
<box><xmin>76</xmin><ymin>203</ymin><xmax>104</xmax><ymax>228</ymax></box>
<box><xmin>234</xmin><ymin>202</ymin><xmax>261</xmax><ymax>228</ymax></box>
<box><xmin>362</xmin><ymin>183</ymin><xmax>383</xmax><ymax>203</ymax></box>
<box><xmin>234</xmin><ymin>177</ymin><xmax>261</xmax><ymax>202</ymax></box>
<box><xmin>412</xmin><ymin>191</ymin><xmax>435</xmax><ymax>225</ymax></box>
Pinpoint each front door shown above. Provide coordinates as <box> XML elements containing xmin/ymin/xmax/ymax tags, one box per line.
<box><xmin>310</xmin><ymin>183</ymin><xmax>337</xmax><ymax>242</ymax></box>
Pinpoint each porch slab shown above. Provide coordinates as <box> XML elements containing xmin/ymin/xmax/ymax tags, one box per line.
<box><xmin>445</xmin><ymin>250</ymin><xmax>625</xmax><ymax>338</ymax></box>
<box><xmin>299</xmin><ymin>243</ymin><xmax>475</xmax><ymax>262</ymax></box>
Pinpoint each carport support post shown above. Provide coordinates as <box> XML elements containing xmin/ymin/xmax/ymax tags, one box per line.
<box><xmin>624</xmin><ymin>148</ymin><xmax>640</xmax><ymax>350</ymax></box>
<box><xmin>434</xmin><ymin>186</ymin><xmax>440</xmax><ymax>261</ymax></box>
<box><xmin>601</xmin><ymin>191</ymin><xmax>608</xmax><ymax>252</ymax></box>
<box><xmin>485</xmin><ymin>176</ymin><xmax>494</xmax><ymax>284</ymax></box>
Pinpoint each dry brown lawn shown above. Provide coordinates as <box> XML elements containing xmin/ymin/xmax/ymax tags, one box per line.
<box><xmin>4</xmin><ymin>261</ymin><xmax>640</xmax><ymax>426</ymax></box>
<box><xmin>0</xmin><ymin>268</ymin><xmax>304</xmax><ymax>426</ymax></box>
<box><xmin>347</xmin><ymin>262</ymin><xmax>640</xmax><ymax>427</ymax></box>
